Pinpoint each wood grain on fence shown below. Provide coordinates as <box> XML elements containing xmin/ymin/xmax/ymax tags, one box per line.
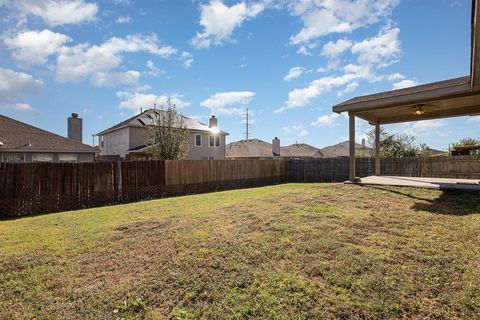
<box><xmin>0</xmin><ymin>159</ymin><xmax>287</xmax><ymax>218</ymax></box>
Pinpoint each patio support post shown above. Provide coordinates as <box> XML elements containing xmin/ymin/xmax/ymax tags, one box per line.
<box><xmin>349</xmin><ymin>113</ymin><xmax>356</xmax><ymax>182</ymax></box>
<box><xmin>375</xmin><ymin>123</ymin><xmax>381</xmax><ymax>176</ymax></box>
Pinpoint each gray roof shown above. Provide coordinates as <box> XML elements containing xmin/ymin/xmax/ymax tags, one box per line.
<box><xmin>320</xmin><ymin>141</ymin><xmax>373</xmax><ymax>158</ymax></box>
<box><xmin>98</xmin><ymin>109</ymin><xmax>228</xmax><ymax>135</ymax></box>
<box><xmin>0</xmin><ymin>114</ymin><xmax>97</xmax><ymax>153</ymax></box>
<box><xmin>226</xmin><ymin>139</ymin><xmax>331</xmax><ymax>158</ymax></box>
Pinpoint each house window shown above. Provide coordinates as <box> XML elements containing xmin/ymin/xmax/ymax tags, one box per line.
<box><xmin>59</xmin><ymin>154</ymin><xmax>77</xmax><ymax>163</ymax></box>
<box><xmin>195</xmin><ymin>134</ymin><xmax>202</xmax><ymax>147</ymax></box>
<box><xmin>32</xmin><ymin>153</ymin><xmax>53</xmax><ymax>163</ymax></box>
<box><xmin>2</xmin><ymin>153</ymin><xmax>25</xmax><ymax>163</ymax></box>
<box><xmin>100</xmin><ymin>136</ymin><xmax>104</xmax><ymax>148</ymax></box>
<box><xmin>209</xmin><ymin>136</ymin><xmax>220</xmax><ymax>147</ymax></box>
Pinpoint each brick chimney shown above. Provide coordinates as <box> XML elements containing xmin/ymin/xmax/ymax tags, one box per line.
<box><xmin>272</xmin><ymin>137</ymin><xmax>280</xmax><ymax>156</ymax></box>
<box><xmin>68</xmin><ymin>113</ymin><xmax>83</xmax><ymax>142</ymax></box>
<box><xmin>209</xmin><ymin>115</ymin><xmax>218</xmax><ymax>128</ymax></box>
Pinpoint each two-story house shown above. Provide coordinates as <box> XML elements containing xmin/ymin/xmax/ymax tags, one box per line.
<box><xmin>97</xmin><ymin>109</ymin><xmax>228</xmax><ymax>160</ymax></box>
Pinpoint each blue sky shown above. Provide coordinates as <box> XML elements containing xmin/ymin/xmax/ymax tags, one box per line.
<box><xmin>0</xmin><ymin>0</ymin><xmax>477</xmax><ymax>149</ymax></box>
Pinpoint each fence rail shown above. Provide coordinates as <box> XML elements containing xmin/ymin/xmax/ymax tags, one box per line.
<box><xmin>1</xmin><ymin>156</ymin><xmax>479</xmax><ymax>218</ymax></box>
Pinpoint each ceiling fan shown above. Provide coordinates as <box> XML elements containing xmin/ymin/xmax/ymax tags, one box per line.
<box><xmin>411</xmin><ymin>104</ymin><xmax>431</xmax><ymax>116</ymax></box>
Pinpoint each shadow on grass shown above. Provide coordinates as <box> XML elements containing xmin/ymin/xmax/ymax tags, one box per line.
<box><xmin>367</xmin><ymin>185</ymin><xmax>480</xmax><ymax>216</ymax></box>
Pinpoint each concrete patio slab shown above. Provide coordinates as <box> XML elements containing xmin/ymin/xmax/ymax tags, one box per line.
<box><xmin>352</xmin><ymin>176</ymin><xmax>480</xmax><ymax>191</ymax></box>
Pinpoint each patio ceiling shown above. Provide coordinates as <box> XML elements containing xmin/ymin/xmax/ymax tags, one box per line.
<box><xmin>333</xmin><ymin>76</ymin><xmax>480</xmax><ymax>125</ymax></box>
<box><xmin>472</xmin><ymin>0</ymin><xmax>479</xmax><ymax>89</ymax></box>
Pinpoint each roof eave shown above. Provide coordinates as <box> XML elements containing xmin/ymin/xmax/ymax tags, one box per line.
<box><xmin>332</xmin><ymin>82</ymin><xmax>473</xmax><ymax>114</ymax></box>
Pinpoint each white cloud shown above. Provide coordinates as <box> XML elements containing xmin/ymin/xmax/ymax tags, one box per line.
<box><xmin>282</xmin><ymin>124</ymin><xmax>309</xmax><ymax>138</ymax></box>
<box><xmin>337</xmin><ymin>82</ymin><xmax>358</xmax><ymax>97</ymax></box>
<box><xmin>310</xmin><ymin>113</ymin><xmax>340</xmax><ymax>127</ymax></box>
<box><xmin>116</xmin><ymin>91</ymin><xmax>190</xmax><ymax>112</ymax></box>
<box><xmin>386</xmin><ymin>73</ymin><xmax>405</xmax><ymax>81</ymax></box>
<box><xmin>0</xmin><ymin>67</ymin><xmax>43</xmax><ymax>112</ymax></box>
<box><xmin>283</xmin><ymin>67</ymin><xmax>305</xmax><ymax>82</ymax></box>
<box><xmin>180</xmin><ymin>51</ymin><xmax>194</xmax><ymax>68</ymax></box>
<box><xmin>146</xmin><ymin>60</ymin><xmax>165</xmax><ymax>77</ymax></box>
<box><xmin>467</xmin><ymin>116</ymin><xmax>480</xmax><ymax>123</ymax></box>
<box><xmin>351</xmin><ymin>27</ymin><xmax>401</xmax><ymax>65</ymax></box>
<box><xmin>0</xmin><ymin>0</ymin><xmax>98</xmax><ymax>26</ymax></box>
<box><xmin>289</xmin><ymin>0</ymin><xmax>399</xmax><ymax>44</ymax></box>
<box><xmin>191</xmin><ymin>0</ymin><xmax>266</xmax><ymax>49</ymax></box>
<box><xmin>55</xmin><ymin>34</ymin><xmax>177</xmax><ymax>86</ymax></box>
<box><xmin>392</xmin><ymin>79</ymin><xmax>420</xmax><ymax>90</ymax></box>
<box><xmin>402</xmin><ymin>120</ymin><xmax>447</xmax><ymax>136</ymax></box>
<box><xmin>321</xmin><ymin>39</ymin><xmax>352</xmax><ymax>58</ymax></box>
<box><xmin>4</xmin><ymin>29</ymin><xmax>71</xmax><ymax>65</ymax></box>
<box><xmin>276</xmin><ymin>69</ymin><xmax>369</xmax><ymax>112</ymax></box>
<box><xmin>200</xmin><ymin>91</ymin><xmax>255</xmax><ymax>115</ymax></box>
<box><xmin>116</xmin><ymin>16</ymin><xmax>132</xmax><ymax>24</ymax></box>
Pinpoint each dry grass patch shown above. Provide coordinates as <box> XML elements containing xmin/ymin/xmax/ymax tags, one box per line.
<box><xmin>1</xmin><ymin>183</ymin><xmax>480</xmax><ymax>319</ymax></box>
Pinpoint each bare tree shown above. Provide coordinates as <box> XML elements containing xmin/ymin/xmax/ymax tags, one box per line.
<box><xmin>145</xmin><ymin>99</ymin><xmax>190</xmax><ymax>160</ymax></box>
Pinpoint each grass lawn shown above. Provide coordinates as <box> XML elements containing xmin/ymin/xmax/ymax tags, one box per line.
<box><xmin>1</xmin><ymin>183</ymin><xmax>480</xmax><ymax>319</ymax></box>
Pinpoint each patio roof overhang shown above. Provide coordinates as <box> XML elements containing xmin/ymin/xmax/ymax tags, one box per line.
<box><xmin>332</xmin><ymin>76</ymin><xmax>480</xmax><ymax>125</ymax></box>
<box><xmin>472</xmin><ymin>0</ymin><xmax>479</xmax><ymax>89</ymax></box>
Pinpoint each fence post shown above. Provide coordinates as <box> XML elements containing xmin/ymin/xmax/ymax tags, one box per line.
<box><xmin>117</xmin><ymin>161</ymin><xmax>123</xmax><ymax>199</ymax></box>
<box><xmin>417</xmin><ymin>157</ymin><xmax>422</xmax><ymax>177</ymax></box>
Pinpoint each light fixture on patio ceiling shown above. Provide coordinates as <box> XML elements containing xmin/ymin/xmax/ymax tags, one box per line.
<box><xmin>413</xmin><ymin>104</ymin><xmax>425</xmax><ymax>116</ymax></box>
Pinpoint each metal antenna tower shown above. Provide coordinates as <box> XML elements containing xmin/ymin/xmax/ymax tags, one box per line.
<box><xmin>244</xmin><ymin>107</ymin><xmax>252</xmax><ymax>140</ymax></box>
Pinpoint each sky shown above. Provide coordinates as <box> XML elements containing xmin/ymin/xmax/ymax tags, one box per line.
<box><xmin>0</xmin><ymin>0</ymin><xmax>477</xmax><ymax>150</ymax></box>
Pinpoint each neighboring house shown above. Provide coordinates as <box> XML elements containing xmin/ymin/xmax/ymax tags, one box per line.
<box><xmin>320</xmin><ymin>140</ymin><xmax>373</xmax><ymax>158</ymax></box>
<box><xmin>226</xmin><ymin>137</ymin><xmax>334</xmax><ymax>159</ymax></box>
<box><xmin>419</xmin><ymin>147</ymin><xmax>448</xmax><ymax>157</ymax></box>
<box><xmin>0</xmin><ymin>113</ymin><xmax>97</xmax><ymax>163</ymax></box>
<box><xmin>97</xmin><ymin>109</ymin><xmax>228</xmax><ymax>160</ymax></box>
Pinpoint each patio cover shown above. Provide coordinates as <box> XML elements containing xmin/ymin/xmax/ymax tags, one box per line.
<box><xmin>332</xmin><ymin>0</ymin><xmax>480</xmax><ymax>181</ymax></box>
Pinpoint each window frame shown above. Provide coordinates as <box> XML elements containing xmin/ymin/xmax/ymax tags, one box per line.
<box><xmin>209</xmin><ymin>135</ymin><xmax>221</xmax><ymax>148</ymax></box>
<box><xmin>195</xmin><ymin>134</ymin><xmax>202</xmax><ymax>147</ymax></box>
<box><xmin>32</xmin><ymin>153</ymin><xmax>53</xmax><ymax>163</ymax></box>
<box><xmin>59</xmin><ymin>153</ymin><xmax>78</xmax><ymax>163</ymax></box>
<box><xmin>2</xmin><ymin>153</ymin><xmax>25</xmax><ymax>163</ymax></box>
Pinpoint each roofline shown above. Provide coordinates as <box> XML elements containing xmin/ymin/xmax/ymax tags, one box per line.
<box><xmin>0</xmin><ymin>149</ymin><xmax>98</xmax><ymax>154</ymax></box>
<box><xmin>97</xmin><ymin>124</ymin><xmax>229</xmax><ymax>136</ymax></box>
<box><xmin>333</xmin><ymin>77</ymin><xmax>473</xmax><ymax>114</ymax></box>
<box><xmin>0</xmin><ymin>114</ymin><xmax>97</xmax><ymax>152</ymax></box>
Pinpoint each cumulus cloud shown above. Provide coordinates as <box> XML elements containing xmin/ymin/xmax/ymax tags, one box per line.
<box><xmin>402</xmin><ymin>120</ymin><xmax>447</xmax><ymax>136</ymax></box>
<box><xmin>283</xmin><ymin>67</ymin><xmax>305</xmax><ymax>82</ymax></box>
<box><xmin>351</xmin><ymin>27</ymin><xmax>401</xmax><ymax>65</ymax></box>
<box><xmin>337</xmin><ymin>82</ymin><xmax>359</xmax><ymax>97</ymax></box>
<box><xmin>200</xmin><ymin>91</ymin><xmax>255</xmax><ymax>115</ymax></box>
<box><xmin>0</xmin><ymin>0</ymin><xmax>98</xmax><ymax>26</ymax></box>
<box><xmin>282</xmin><ymin>124</ymin><xmax>309</xmax><ymax>138</ymax></box>
<box><xmin>392</xmin><ymin>79</ymin><xmax>420</xmax><ymax>90</ymax></box>
<box><xmin>310</xmin><ymin>113</ymin><xmax>340</xmax><ymax>127</ymax></box>
<box><xmin>116</xmin><ymin>16</ymin><xmax>132</xmax><ymax>24</ymax></box>
<box><xmin>321</xmin><ymin>39</ymin><xmax>352</xmax><ymax>58</ymax></box>
<box><xmin>0</xmin><ymin>67</ymin><xmax>43</xmax><ymax>112</ymax></box>
<box><xmin>4</xmin><ymin>29</ymin><xmax>71</xmax><ymax>65</ymax></box>
<box><xmin>116</xmin><ymin>91</ymin><xmax>190</xmax><ymax>112</ymax></box>
<box><xmin>180</xmin><ymin>51</ymin><xmax>194</xmax><ymax>68</ymax></box>
<box><xmin>191</xmin><ymin>0</ymin><xmax>266</xmax><ymax>49</ymax></box>
<box><xmin>289</xmin><ymin>0</ymin><xmax>399</xmax><ymax>44</ymax></box>
<box><xmin>55</xmin><ymin>34</ymin><xmax>177</xmax><ymax>86</ymax></box>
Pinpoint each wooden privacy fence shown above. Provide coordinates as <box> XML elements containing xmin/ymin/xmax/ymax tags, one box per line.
<box><xmin>0</xmin><ymin>160</ymin><xmax>287</xmax><ymax>218</ymax></box>
<box><xmin>1</xmin><ymin>156</ymin><xmax>479</xmax><ymax>218</ymax></box>
<box><xmin>287</xmin><ymin>156</ymin><xmax>480</xmax><ymax>182</ymax></box>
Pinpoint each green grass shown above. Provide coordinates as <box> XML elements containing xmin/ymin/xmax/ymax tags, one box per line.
<box><xmin>1</xmin><ymin>183</ymin><xmax>480</xmax><ymax>319</ymax></box>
